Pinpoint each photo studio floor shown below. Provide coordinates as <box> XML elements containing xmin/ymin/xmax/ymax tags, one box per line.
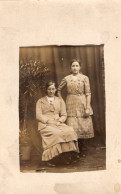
<box><xmin>20</xmin><ymin>139</ymin><xmax>106</xmax><ymax>173</ymax></box>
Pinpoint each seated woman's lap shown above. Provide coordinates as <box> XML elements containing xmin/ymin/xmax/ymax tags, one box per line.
<box><xmin>41</xmin><ymin>125</ymin><xmax>74</xmax><ymax>136</ymax></box>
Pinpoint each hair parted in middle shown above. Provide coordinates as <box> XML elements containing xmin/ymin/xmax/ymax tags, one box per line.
<box><xmin>70</xmin><ymin>59</ymin><xmax>82</xmax><ymax>67</ymax></box>
<box><xmin>45</xmin><ymin>80</ymin><xmax>57</xmax><ymax>90</ymax></box>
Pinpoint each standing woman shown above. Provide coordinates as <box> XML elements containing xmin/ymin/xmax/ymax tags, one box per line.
<box><xmin>57</xmin><ymin>59</ymin><xmax>94</xmax><ymax>153</ymax></box>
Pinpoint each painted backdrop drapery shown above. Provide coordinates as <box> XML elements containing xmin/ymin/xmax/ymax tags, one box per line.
<box><xmin>19</xmin><ymin>45</ymin><xmax>105</xmax><ymax>152</ymax></box>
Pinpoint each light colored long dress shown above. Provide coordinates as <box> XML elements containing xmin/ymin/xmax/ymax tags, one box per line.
<box><xmin>58</xmin><ymin>73</ymin><xmax>94</xmax><ymax>139</ymax></box>
<box><xmin>36</xmin><ymin>96</ymin><xmax>79</xmax><ymax>161</ymax></box>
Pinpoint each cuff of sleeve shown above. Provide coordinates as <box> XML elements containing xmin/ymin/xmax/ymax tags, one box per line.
<box><xmin>44</xmin><ymin>118</ymin><xmax>49</xmax><ymax>124</ymax></box>
<box><xmin>59</xmin><ymin>118</ymin><xmax>64</xmax><ymax>123</ymax></box>
<box><xmin>85</xmin><ymin>93</ymin><xmax>91</xmax><ymax>96</ymax></box>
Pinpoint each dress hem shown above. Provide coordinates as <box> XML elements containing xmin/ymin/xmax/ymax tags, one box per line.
<box><xmin>42</xmin><ymin>141</ymin><xmax>79</xmax><ymax>161</ymax></box>
<box><xmin>77</xmin><ymin>134</ymin><xmax>94</xmax><ymax>139</ymax></box>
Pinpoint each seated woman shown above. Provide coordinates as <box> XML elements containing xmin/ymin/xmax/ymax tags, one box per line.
<box><xmin>36</xmin><ymin>81</ymin><xmax>79</xmax><ymax>166</ymax></box>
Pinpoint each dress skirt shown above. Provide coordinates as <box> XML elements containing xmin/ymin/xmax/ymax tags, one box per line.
<box><xmin>39</xmin><ymin>123</ymin><xmax>79</xmax><ymax>161</ymax></box>
<box><xmin>66</xmin><ymin>94</ymin><xmax>94</xmax><ymax>139</ymax></box>
<box><xmin>42</xmin><ymin>141</ymin><xmax>79</xmax><ymax>161</ymax></box>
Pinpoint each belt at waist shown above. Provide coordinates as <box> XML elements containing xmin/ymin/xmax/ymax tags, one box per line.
<box><xmin>68</xmin><ymin>93</ymin><xmax>84</xmax><ymax>96</ymax></box>
<box><xmin>67</xmin><ymin>116</ymin><xmax>90</xmax><ymax>118</ymax></box>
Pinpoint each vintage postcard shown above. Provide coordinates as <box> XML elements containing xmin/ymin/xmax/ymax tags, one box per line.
<box><xmin>0</xmin><ymin>1</ymin><xmax>121</xmax><ymax>194</ymax></box>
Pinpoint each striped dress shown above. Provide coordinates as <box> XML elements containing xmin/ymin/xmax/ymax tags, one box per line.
<box><xmin>58</xmin><ymin>73</ymin><xmax>94</xmax><ymax>139</ymax></box>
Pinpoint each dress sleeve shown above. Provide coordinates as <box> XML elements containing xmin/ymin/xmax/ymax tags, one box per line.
<box><xmin>59</xmin><ymin>98</ymin><xmax>67</xmax><ymax>123</ymax></box>
<box><xmin>36</xmin><ymin>99</ymin><xmax>49</xmax><ymax>124</ymax></box>
<box><xmin>57</xmin><ymin>78</ymin><xmax>67</xmax><ymax>91</ymax></box>
<box><xmin>84</xmin><ymin>76</ymin><xmax>91</xmax><ymax>96</ymax></box>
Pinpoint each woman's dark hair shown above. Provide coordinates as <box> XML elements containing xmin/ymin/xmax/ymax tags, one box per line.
<box><xmin>70</xmin><ymin>59</ymin><xmax>81</xmax><ymax>67</ymax></box>
<box><xmin>45</xmin><ymin>80</ymin><xmax>57</xmax><ymax>90</ymax></box>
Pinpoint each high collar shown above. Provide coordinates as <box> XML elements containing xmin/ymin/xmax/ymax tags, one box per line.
<box><xmin>71</xmin><ymin>73</ymin><xmax>82</xmax><ymax>77</ymax></box>
<box><xmin>41</xmin><ymin>96</ymin><xmax>58</xmax><ymax>107</ymax></box>
<box><xmin>70</xmin><ymin>73</ymin><xmax>83</xmax><ymax>81</ymax></box>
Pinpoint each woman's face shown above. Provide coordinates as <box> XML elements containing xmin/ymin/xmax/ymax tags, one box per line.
<box><xmin>71</xmin><ymin>61</ymin><xmax>81</xmax><ymax>74</ymax></box>
<box><xmin>47</xmin><ymin>84</ymin><xmax>56</xmax><ymax>97</ymax></box>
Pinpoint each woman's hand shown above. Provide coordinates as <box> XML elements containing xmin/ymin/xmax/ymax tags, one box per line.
<box><xmin>56</xmin><ymin>121</ymin><xmax>61</xmax><ymax>126</ymax></box>
<box><xmin>47</xmin><ymin>119</ymin><xmax>56</xmax><ymax>124</ymax></box>
<box><xmin>47</xmin><ymin>119</ymin><xmax>61</xmax><ymax>126</ymax></box>
<box><xmin>84</xmin><ymin>108</ymin><xmax>90</xmax><ymax>117</ymax></box>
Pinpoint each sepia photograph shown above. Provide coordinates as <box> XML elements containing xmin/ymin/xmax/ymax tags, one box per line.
<box><xmin>19</xmin><ymin>45</ymin><xmax>106</xmax><ymax>173</ymax></box>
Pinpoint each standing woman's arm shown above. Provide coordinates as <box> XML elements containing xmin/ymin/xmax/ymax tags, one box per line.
<box><xmin>84</xmin><ymin>76</ymin><xmax>91</xmax><ymax>110</ymax></box>
<box><xmin>59</xmin><ymin>98</ymin><xmax>67</xmax><ymax>123</ymax></box>
<box><xmin>57</xmin><ymin>78</ymin><xmax>67</xmax><ymax>98</ymax></box>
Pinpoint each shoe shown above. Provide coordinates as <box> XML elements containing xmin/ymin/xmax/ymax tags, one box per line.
<box><xmin>46</xmin><ymin>162</ymin><xmax>56</xmax><ymax>167</ymax></box>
